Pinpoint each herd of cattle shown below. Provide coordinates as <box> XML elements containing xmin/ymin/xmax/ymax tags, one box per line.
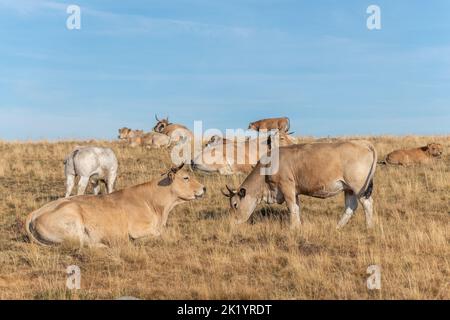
<box><xmin>25</xmin><ymin>116</ymin><xmax>444</xmax><ymax>247</ymax></box>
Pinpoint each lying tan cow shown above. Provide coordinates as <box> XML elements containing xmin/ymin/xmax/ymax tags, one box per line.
<box><xmin>191</xmin><ymin>132</ymin><xmax>296</xmax><ymax>175</ymax></box>
<box><xmin>153</xmin><ymin>115</ymin><xmax>193</xmax><ymax>143</ymax></box>
<box><xmin>248</xmin><ymin>117</ymin><xmax>290</xmax><ymax>133</ymax></box>
<box><xmin>383</xmin><ymin>143</ymin><xmax>443</xmax><ymax>166</ymax></box>
<box><xmin>118</xmin><ymin>127</ymin><xmax>144</xmax><ymax>141</ymax></box>
<box><xmin>128</xmin><ymin>132</ymin><xmax>171</xmax><ymax>148</ymax></box>
<box><xmin>25</xmin><ymin>164</ymin><xmax>205</xmax><ymax>247</ymax></box>
<box><xmin>222</xmin><ymin>140</ymin><xmax>377</xmax><ymax>229</ymax></box>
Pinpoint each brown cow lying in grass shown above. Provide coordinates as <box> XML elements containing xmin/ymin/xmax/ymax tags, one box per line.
<box><xmin>383</xmin><ymin>143</ymin><xmax>443</xmax><ymax>166</ymax></box>
<box><xmin>128</xmin><ymin>132</ymin><xmax>171</xmax><ymax>148</ymax></box>
<box><xmin>25</xmin><ymin>164</ymin><xmax>205</xmax><ymax>247</ymax></box>
<box><xmin>153</xmin><ymin>115</ymin><xmax>193</xmax><ymax>143</ymax></box>
<box><xmin>118</xmin><ymin>127</ymin><xmax>143</xmax><ymax>141</ymax></box>
<box><xmin>118</xmin><ymin>127</ymin><xmax>171</xmax><ymax>148</ymax></box>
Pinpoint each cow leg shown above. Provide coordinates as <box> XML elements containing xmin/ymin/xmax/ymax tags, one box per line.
<box><xmin>106</xmin><ymin>171</ymin><xmax>117</xmax><ymax>194</ymax></box>
<box><xmin>296</xmin><ymin>195</ymin><xmax>304</xmax><ymax>224</ymax></box>
<box><xmin>65</xmin><ymin>174</ymin><xmax>75</xmax><ymax>198</ymax></box>
<box><xmin>92</xmin><ymin>180</ymin><xmax>101</xmax><ymax>195</ymax></box>
<box><xmin>359</xmin><ymin>196</ymin><xmax>374</xmax><ymax>229</ymax></box>
<box><xmin>337</xmin><ymin>191</ymin><xmax>358</xmax><ymax>229</ymax></box>
<box><xmin>280</xmin><ymin>185</ymin><xmax>300</xmax><ymax>228</ymax></box>
<box><xmin>77</xmin><ymin>176</ymin><xmax>90</xmax><ymax>195</ymax></box>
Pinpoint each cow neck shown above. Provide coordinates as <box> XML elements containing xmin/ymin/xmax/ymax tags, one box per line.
<box><xmin>140</xmin><ymin>176</ymin><xmax>178</xmax><ymax>216</ymax></box>
<box><xmin>241</xmin><ymin>166</ymin><xmax>267</xmax><ymax>203</ymax></box>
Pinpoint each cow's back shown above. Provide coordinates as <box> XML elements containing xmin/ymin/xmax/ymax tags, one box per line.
<box><xmin>269</xmin><ymin>141</ymin><xmax>376</xmax><ymax>195</ymax></box>
<box><xmin>73</xmin><ymin>147</ymin><xmax>117</xmax><ymax>177</ymax></box>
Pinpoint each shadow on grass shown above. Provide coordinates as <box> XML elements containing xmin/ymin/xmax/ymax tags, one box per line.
<box><xmin>249</xmin><ymin>206</ymin><xmax>290</xmax><ymax>225</ymax></box>
<box><xmin>35</xmin><ymin>194</ymin><xmax>60</xmax><ymax>202</ymax></box>
<box><xmin>199</xmin><ymin>205</ymin><xmax>289</xmax><ymax>224</ymax></box>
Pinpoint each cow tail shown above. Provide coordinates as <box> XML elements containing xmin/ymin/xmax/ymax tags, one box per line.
<box><xmin>63</xmin><ymin>148</ymin><xmax>80</xmax><ymax>165</ymax></box>
<box><xmin>360</xmin><ymin>143</ymin><xmax>377</xmax><ymax>199</ymax></box>
<box><xmin>25</xmin><ymin>209</ymin><xmax>52</xmax><ymax>247</ymax></box>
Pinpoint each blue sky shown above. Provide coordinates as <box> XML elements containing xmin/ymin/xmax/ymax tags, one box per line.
<box><xmin>0</xmin><ymin>0</ymin><xmax>449</xmax><ymax>140</ymax></box>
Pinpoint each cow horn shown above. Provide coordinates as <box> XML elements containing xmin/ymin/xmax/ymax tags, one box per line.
<box><xmin>221</xmin><ymin>189</ymin><xmax>232</xmax><ymax>198</ymax></box>
<box><xmin>171</xmin><ymin>162</ymin><xmax>185</xmax><ymax>173</ymax></box>
<box><xmin>155</xmin><ymin>114</ymin><xmax>160</xmax><ymax>121</ymax></box>
<box><xmin>288</xmin><ymin>131</ymin><xmax>295</xmax><ymax>135</ymax></box>
<box><xmin>226</xmin><ymin>184</ymin><xmax>236</xmax><ymax>195</ymax></box>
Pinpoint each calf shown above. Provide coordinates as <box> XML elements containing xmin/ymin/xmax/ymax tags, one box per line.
<box><xmin>64</xmin><ymin>146</ymin><xmax>118</xmax><ymax>198</ymax></box>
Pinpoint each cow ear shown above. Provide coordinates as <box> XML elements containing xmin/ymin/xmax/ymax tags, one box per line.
<box><xmin>238</xmin><ymin>188</ymin><xmax>246</xmax><ymax>198</ymax></box>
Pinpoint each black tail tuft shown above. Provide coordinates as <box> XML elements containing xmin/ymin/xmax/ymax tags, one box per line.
<box><xmin>362</xmin><ymin>179</ymin><xmax>373</xmax><ymax>199</ymax></box>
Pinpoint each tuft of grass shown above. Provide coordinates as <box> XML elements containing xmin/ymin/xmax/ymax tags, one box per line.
<box><xmin>0</xmin><ymin>136</ymin><xmax>448</xmax><ymax>299</ymax></box>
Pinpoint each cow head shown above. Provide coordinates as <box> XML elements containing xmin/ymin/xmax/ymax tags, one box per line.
<box><xmin>162</xmin><ymin>163</ymin><xmax>206</xmax><ymax>201</ymax></box>
<box><xmin>204</xmin><ymin>135</ymin><xmax>224</xmax><ymax>148</ymax></box>
<box><xmin>154</xmin><ymin>115</ymin><xmax>170</xmax><ymax>133</ymax></box>
<box><xmin>266</xmin><ymin>131</ymin><xmax>296</xmax><ymax>148</ymax></box>
<box><xmin>425</xmin><ymin>143</ymin><xmax>443</xmax><ymax>157</ymax></box>
<box><xmin>222</xmin><ymin>184</ymin><xmax>258</xmax><ymax>224</ymax></box>
<box><xmin>279</xmin><ymin>132</ymin><xmax>296</xmax><ymax>146</ymax></box>
<box><xmin>118</xmin><ymin>127</ymin><xmax>131</xmax><ymax>140</ymax></box>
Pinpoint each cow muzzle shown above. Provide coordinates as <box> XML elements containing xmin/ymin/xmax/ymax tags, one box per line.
<box><xmin>195</xmin><ymin>187</ymin><xmax>206</xmax><ymax>199</ymax></box>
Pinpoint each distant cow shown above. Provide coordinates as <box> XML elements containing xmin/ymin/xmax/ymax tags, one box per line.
<box><xmin>248</xmin><ymin>117</ymin><xmax>290</xmax><ymax>133</ymax></box>
<box><xmin>153</xmin><ymin>115</ymin><xmax>193</xmax><ymax>143</ymax></box>
<box><xmin>222</xmin><ymin>140</ymin><xmax>377</xmax><ymax>229</ymax></box>
<box><xmin>129</xmin><ymin>132</ymin><xmax>171</xmax><ymax>148</ymax></box>
<box><xmin>64</xmin><ymin>146</ymin><xmax>118</xmax><ymax>198</ymax></box>
<box><xmin>118</xmin><ymin>128</ymin><xmax>144</xmax><ymax>141</ymax></box>
<box><xmin>382</xmin><ymin>143</ymin><xmax>443</xmax><ymax>166</ymax></box>
<box><xmin>191</xmin><ymin>131</ymin><xmax>296</xmax><ymax>175</ymax></box>
<box><xmin>25</xmin><ymin>163</ymin><xmax>205</xmax><ymax>247</ymax></box>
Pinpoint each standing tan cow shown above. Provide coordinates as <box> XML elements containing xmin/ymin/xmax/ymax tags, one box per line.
<box><xmin>153</xmin><ymin>115</ymin><xmax>193</xmax><ymax>143</ymax></box>
<box><xmin>25</xmin><ymin>164</ymin><xmax>205</xmax><ymax>247</ymax></box>
<box><xmin>382</xmin><ymin>143</ymin><xmax>443</xmax><ymax>166</ymax></box>
<box><xmin>248</xmin><ymin>117</ymin><xmax>290</xmax><ymax>133</ymax></box>
<box><xmin>222</xmin><ymin>140</ymin><xmax>377</xmax><ymax>229</ymax></box>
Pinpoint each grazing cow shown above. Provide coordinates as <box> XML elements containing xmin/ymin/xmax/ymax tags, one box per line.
<box><xmin>128</xmin><ymin>132</ymin><xmax>171</xmax><ymax>148</ymax></box>
<box><xmin>222</xmin><ymin>140</ymin><xmax>377</xmax><ymax>229</ymax></box>
<box><xmin>25</xmin><ymin>163</ymin><xmax>205</xmax><ymax>247</ymax></box>
<box><xmin>192</xmin><ymin>131</ymin><xmax>296</xmax><ymax>175</ymax></box>
<box><xmin>248</xmin><ymin>117</ymin><xmax>290</xmax><ymax>133</ymax></box>
<box><xmin>382</xmin><ymin>143</ymin><xmax>443</xmax><ymax>166</ymax></box>
<box><xmin>118</xmin><ymin>127</ymin><xmax>144</xmax><ymax>141</ymax></box>
<box><xmin>153</xmin><ymin>115</ymin><xmax>193</xmax><ymax>143</ymax></box>
<box><xmin>64</xmin><ymin>146</ymin><xmax>118</xmax><ymax>198</ymax></box>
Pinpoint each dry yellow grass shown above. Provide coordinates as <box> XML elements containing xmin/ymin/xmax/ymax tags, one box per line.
<box><xmin>0</xmin><ymin>136</ymin><xmax>448</xmax><ymax>299</ymax></box>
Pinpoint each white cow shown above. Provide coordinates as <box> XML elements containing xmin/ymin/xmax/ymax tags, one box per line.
<box><xmin>64</xmin><ymin>146</ymin><xmax>118</xmax><ymax>198</ymax></box>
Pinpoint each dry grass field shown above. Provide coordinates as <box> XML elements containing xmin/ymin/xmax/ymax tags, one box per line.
<box><xmin>0</xmin><ymin>136</ymin><xmax>448</xmax><ymax>300</ymax></box>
